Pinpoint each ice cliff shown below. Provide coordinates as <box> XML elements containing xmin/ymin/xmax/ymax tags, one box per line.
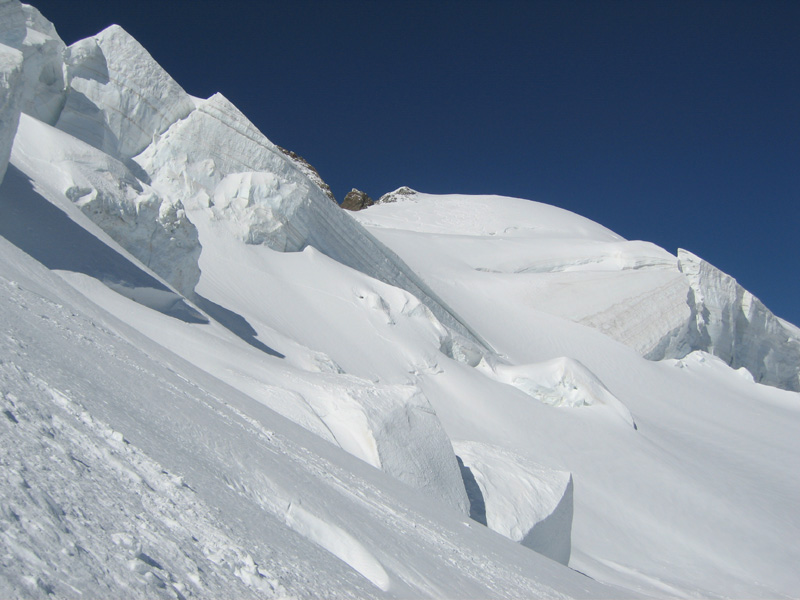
<box><xmin>675</xmin><ymin>249</ymin><xmax>800</xmax><ymax>391</ymax></box>
<box><xmin>3</xmin><ymin>2</ymin><xmax>800</xmax><ymax>597</ymax></box>
<box><xmin>0</xmin><ymin>1</ymin><xmax>65</xmax><ymax>126</ymax></box>
<box><xmin>0</xmin><ymin>0</ymin><xmax>471</xmax><ymax>517</ymax></box>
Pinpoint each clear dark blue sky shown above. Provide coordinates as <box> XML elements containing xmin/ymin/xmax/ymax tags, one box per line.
<box><xmin>30</xmin><ymin>0</ymin><xmax>800</xmax><ymax>325</ymax></box>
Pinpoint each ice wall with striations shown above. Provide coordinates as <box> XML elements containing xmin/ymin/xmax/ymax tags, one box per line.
<box><xmin>134</xmin><ymin>92</ymin><xmax>488</xmax><ymax>347</ymax></box>
<box><xmin>676</xmin><ymin>249</ymin><xmax>800</xmax><ymax>391</ymax></box>
<box><xmin>56</xmin><ymin>24</ymin><xmax>195</xmax><ymax>162</ymax></box>
<box><xmin>0</xmin><ymin>1</ymin><xmax>66</xmax><ymax>126</ymax></box>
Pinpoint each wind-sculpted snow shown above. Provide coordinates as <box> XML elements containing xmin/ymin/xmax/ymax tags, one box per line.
<box><xmin>364</xmin><ymin>189</ymin><xmax>623</xmax><ymax>240</ymax></box>
<box><xmin>0</xmin><ymin>235</ymin><xmax>618</xmax><ymax>599</ymax></box>
<box><xmin>0</xmin><ymin>1</ymin><xmax>66</xmax><ymax>126</ymax></box>
<box><xmin>455</xmin><ymin>442</ymin><xmax>573</xmax><ymax>565</ymax></box>
<box><xmin>355</xmin><ymin>192</ymin><xmax>800</xmax><ymax>597</ymax></box>
<box><xmin>354</xmin><ymin>192</ymin><xmax>692</xmax><ymax>360</ymax></box>
<box><xmin>677</xmin><ymin>249</ymin><xmax>800</xmax><ymax>391</ymax></box>
<box><xmin>64</xmin><ymin>238</ymin><xmax>472</xmax><ymax>515</ymax></box>
<box><xmin>10</xmin><ymin>113</ymin><xmax>201</xmax><ymax>296</ymax></box>
<box><xmin>478</xmin><ymin>357</ymin><xmax>636</xmax><ymax>428</ymax></box>
<box><xmin>56</xmin><ymin>24</ymin><xmax>195</xmax><ymax>161</ymax></box>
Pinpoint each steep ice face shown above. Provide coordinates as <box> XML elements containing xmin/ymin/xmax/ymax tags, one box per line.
<box><xmin>455</xmin><ymin>442</ymin><xmax>573</xmax><ymax>565</ymax></box>
<box><xmin>677</xmin><ymin>249</ymin><xmax>800</xmax><ymax>391</ymax></box>
<box><xmin>351</xmin><ymin>383</ymin><xmax>470</xmax><ymax>514</ymax></box>
<box><xmin>136</xmin><ymin>92</ymin><xmax>301</xmax><ymax>191</ymax></box>
<box><xmin>11</xmin><ymin>113</ymin><xmax>201</xmax><ymax>296</ymax></box>
<box><xmin>0</xmin><ymin>16</ymin><xmax>202</xmax><ymax>295</ymax></box>
<box><xmin>56</xmin><ymin>24</ymin><xmax>195</xmax><ymax>161</ymax></box>
<box><xmin>135</xmin><ymin>94</ymin><xmax>487</xmax><ymax>347</ymax></box>
<box><xmin>0</xmin><ymin>42</ymin><xmax>22</xmax><ymax>184</ymax></box>
<box><xmin>0</xmin><ymin>1</ymin><xmax>66</xmax><ymax>125</ymax></box>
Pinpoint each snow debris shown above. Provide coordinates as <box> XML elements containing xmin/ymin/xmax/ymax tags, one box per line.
<box><xmin>478</xmin><ymin>356</ymin><xmax>636</xmax><ymax>428</ymax></box>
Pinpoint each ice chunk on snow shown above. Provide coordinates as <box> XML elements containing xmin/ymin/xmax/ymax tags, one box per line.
<box><xmin>56</xmin><ymin>24</ymin><xmax>195</xmax><ymax>161</ymax></box>
<box><xmin>358</xmin><ymin>384</ymin><xmax>469</xmax><ymax>514</ymax></box>
<box><xmin>478</xmin><ymin>356</ymin><xmax>636</xmax><ymax>428</ymax></box>
<box><xmin>11</xmin><ymin>113</ymin><xmax>201</xmax><ymax>295</ymax></box>
<box><xmin>455</xmin><ymin>441</ymin><xmax>573</xmax><ymax>565</ymax></box>
<box><xmin>678</xmin><ymin>249</ymin><xmax>800</xmax><ymax>391</ymax></box>
<box><xmin>284</xmin><ymin>502</ymin><xmax>390</xmax><ymax>591</ymax></box>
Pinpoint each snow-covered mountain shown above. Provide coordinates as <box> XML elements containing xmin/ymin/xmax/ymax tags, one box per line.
<box><xmin>1</xmin><ymin>2</ymin><xmax>799</xmax><ymax>598</ymax></box>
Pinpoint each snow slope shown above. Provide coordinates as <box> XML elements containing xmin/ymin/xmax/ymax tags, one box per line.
<box><xmin>2</xmin><ymin>2</ymin><xmax>800</xmax><ymax>598</ymax></box>
<box><xmin>0</xmin><ymin>234</ymin><xmax>620</xmax><ymax>599</ymax></box>
<box><xmin>355</xmin><ymin>191</ymin><xmax>800</xmax><ymax>597</ymax></box>
<box><xmin>355</xmin><ymin>191</ymin><xmax>800</xmax><ymax>390</ymax></box>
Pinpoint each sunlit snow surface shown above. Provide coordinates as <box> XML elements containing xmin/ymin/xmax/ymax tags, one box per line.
<box><xmin>1</xmin><ymin>2</ymin><xmax>800</xmax><ymax>598</ymax></box>
<box><xmin>355</xmin><ymin>192</ymin><xmax>800</xmax><ymax>597</ymax></box>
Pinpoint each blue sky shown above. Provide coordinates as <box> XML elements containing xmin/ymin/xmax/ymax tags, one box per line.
<box><xmin>29</xmin><ymin>0</ymin><xmax>800</xmax><ymax>326</ymax></box>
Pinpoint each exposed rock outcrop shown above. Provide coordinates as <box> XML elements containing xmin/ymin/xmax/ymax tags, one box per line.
<box><xmin>277</xmin><ymin>145</ymin><xmax>337</xmax><ymax>203</ymax></box>
<box><xmin>341</xmin><ymin>188</ymin><xmax>373</xmax><ymax>211</ymax></box>
<box><xmin>378</xmin><ymin>186</ymin><xmax>417</xmax><ymax>204</ymax></box>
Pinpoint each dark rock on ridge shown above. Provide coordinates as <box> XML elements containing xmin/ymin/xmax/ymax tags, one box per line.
<box><xmin>378</xmin><ymin>186</ymin><xmax>417</xmax><ymax>204</ymax></box>
<box><xmin>341</xmin><ymin>188</ymin><xmax>374</xmax><ymax>211</ymax></box>
<box><xmin>277</xmin><ymin>145</ymin><xmax>337</xmax><ymax>203</ymax></box>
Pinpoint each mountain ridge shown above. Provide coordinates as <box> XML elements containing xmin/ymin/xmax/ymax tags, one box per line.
<box><xmin>2</xmin><ymin>2</ymin><xmax>799</xmax><ymax>598</ymax></box>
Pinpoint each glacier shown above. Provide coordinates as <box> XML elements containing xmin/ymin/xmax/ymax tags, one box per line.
<box><xmin>1</xmin><ymin>1</ymin><xmax>800</xmax><ymax>598</ymax></box>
